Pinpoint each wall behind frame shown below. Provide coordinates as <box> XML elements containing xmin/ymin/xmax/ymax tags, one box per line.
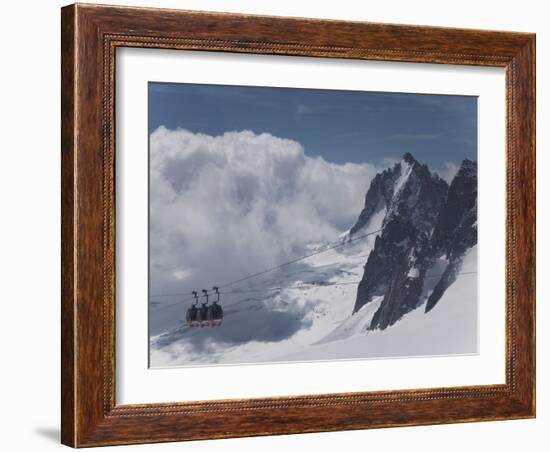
<box><xmin>0</xmin><ymin>0</ymin><xmax>545</xmax><ymax>451</ymax></box>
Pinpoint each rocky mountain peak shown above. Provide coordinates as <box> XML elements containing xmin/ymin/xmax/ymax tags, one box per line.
<box><xmin>348</xmin><ymin>153</ymin><xmax>447</xmax><ymax>238</ymax></box>
<box><xmin>459</xmin><ymin>158</ymin><xmax>476</xmax><ymax>174</ymax></box>
<box><xmin>402</xmin><ymin>151</ymin><xmax>418</xmax><ymax>166</ymax></box>
<box><xmin>350</xmin><ymin>154</ymin><xmax>477</xmax><ymax>330</ymax></box>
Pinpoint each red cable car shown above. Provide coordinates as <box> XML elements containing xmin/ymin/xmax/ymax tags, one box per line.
<box><xmin>186</xmin><ymin>288</ymin><xmax>223</xmax><ymax>328</ymax></box>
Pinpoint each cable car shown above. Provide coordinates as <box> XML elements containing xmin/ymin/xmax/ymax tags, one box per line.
<box><xmin>198</xmin><ymin>289</ymin><xmax>211</xmax><ymax>327</ymax></box>
<box><xmin>186</xmin><ymin>287</ymin><xmax>223</xmax><ymax>328</ymax></box>
<box><xmin>186</xmin><ymin>291</ymin><xmax>200</xmax><ymax>327</ymax></box>
<box><xmin>209</xmin><ymin>286</ymin><xmax>223</xmax><ymax>326</ymax></box>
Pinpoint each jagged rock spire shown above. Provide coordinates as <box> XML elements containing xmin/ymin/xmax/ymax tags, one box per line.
<box><xmin>349</xmin><ymin>154</ymin><xmax>477</xmax><ymax>330</ymax></box>
<box><xmin>402</xmin><ymin>152</ymin><xmax>417</xmax><ymax>165</ymax></box>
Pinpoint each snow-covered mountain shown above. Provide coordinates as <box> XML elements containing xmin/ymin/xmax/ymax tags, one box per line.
<box><xmin>150</xmin><ymin>153</ymin><xmax>478</xmax><ymax>367</ymax></box>
<box><xmin>350</xmin><ymin>153</ymin><xmax>477</xmax><ymax>329</ymax></box>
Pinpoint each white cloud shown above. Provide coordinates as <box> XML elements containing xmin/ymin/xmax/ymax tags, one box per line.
<box><xmin>437</xmin><ymin>161</ymin><xmax>460</xmax><ymax>183</ymax></box>
<box><xmin>149</xmin><ymin>127</ymin><xmax>380</xmax><ymax>334</ymax></box>
<box><xmin>296</xmin><ymin>104</ymin><xmax>315</xmax><ymax>116</ymax></box>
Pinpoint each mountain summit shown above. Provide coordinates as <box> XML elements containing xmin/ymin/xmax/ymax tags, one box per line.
<box><xmin>350</xmin><ymin>154</ymin><xmax>477</xmax><ymax>330</ymax></box>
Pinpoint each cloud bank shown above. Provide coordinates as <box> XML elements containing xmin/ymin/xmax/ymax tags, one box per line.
<box><xmin>437</xmin><ymin>161</ymin><xmax>460</xmax><ymax>184</ymax></box>
<box><xmin>149</xmin><ymin>127</ymin><xmax>380</xmax><ymax>335</ymax></box>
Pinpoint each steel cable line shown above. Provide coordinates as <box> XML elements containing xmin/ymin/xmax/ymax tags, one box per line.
<box><xmin>219</xmin><ymin>280</ymin><xmax>363</xmax><ymax>295</ymax></box>
<box><xmin>149</xmin><ymin>228</ymin><xmax>383</xmax><ymax>300</ymax></box>
<box><xmin>215</xmin><ymin>271</ymin><xmax>478</xmax><ymax>311</ymax></box>
<box><xmin>217</xmin><ymin>228</ymin><xmax>383</xmax><ymax>289</ymax></box>
<box><xmin>151</xmin><ymin>282</ymin><xmax>366</xmax><ymax>312</ymax></box>
<box><xmin>152</xmin><ymin>270</ymin><xmax>478</xmax><ymax>312</ymax></box>
<box><xmin>219</xmin><ymin>271</ymin><xmax>478</xmax><ymax>296</ymax></box>
<box><xmin>150</xmin><ymin>230</ymin><xmax>381</xmax><ymax>312</ymax></box>
<box><xmin>151</xmin><ymin>296</ymin><xmax>195</xmax><ymax>312</ymax></box>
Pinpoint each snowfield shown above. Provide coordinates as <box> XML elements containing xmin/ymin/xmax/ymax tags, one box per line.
<box><xmin>285</xmin><ymin>246</ymin><xmax>478</xmax><ymax>361</ymax></box>
<box><xmin>150</xmin><ymin>216</ymin><xmax>477</xmax><ymax>368</ymax></box>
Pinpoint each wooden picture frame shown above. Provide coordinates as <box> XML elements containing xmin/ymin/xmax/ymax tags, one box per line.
<box><xmin>61</xmin><ymin>3</ymin><xmax>535</xmax><ymax>447</ymax></box>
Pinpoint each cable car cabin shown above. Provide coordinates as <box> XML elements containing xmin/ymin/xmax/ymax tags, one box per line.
<box><xmin>186</xmin><ymin>288</ymin><xmax>223</xmax><ymax>328</ymax></box>
<box><xmin>209</xmin><ymin>301</ymin><xmax>223</xmax><ymax>326</ymax></box>
<box><xmin>186</xmin><ymin>291</ymin><xmax>200</xmax><ymax>327</ymax></box>
<box><xmin>186</xmin><ymin>304</ymin><xmax>199</xmax><ymax>327</ymax></box>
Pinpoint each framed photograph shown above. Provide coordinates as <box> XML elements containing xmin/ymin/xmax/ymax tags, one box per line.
<box><xmin>61</xmin><ymin>3</ymin><xmax>536</xmax><ymax>447</ymax></box>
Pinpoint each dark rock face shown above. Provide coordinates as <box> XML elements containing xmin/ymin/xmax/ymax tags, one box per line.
<box><xmin>425</xmin><ymin>159</ymin><xmax>477</xmax><ymax>312</ymax></box>
<box><xmin>350</xmin><ymin>154</ymin><xmax>477</xmax><ymax>329</ymax></box>
<box><xmin>348</xmin><ymin>164</ymin><xmax>401</xmax><ymax>237</ymax></box>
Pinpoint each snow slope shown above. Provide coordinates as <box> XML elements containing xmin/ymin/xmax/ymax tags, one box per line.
<box><xmin>150</xmin><ymin>207</ymin><xmax>477</xmax><ymax>367</ymax></box>
<box><xmin>283</xmin><ymin>246</ymin><xmax>477</xmax><ymax>362</ymax></box>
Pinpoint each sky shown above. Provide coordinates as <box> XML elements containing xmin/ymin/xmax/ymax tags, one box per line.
<box><xmin>149</xmin><ymin>82</ymin><xmax>477</xmax><ymax>169</ymax></box>
<box><xmin>147</xmin><ymin>82</ymin><xmax>478</xmax><ymax>339</ymax></box>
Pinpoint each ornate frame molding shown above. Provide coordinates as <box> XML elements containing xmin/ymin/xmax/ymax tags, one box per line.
<box><xmin>61</xmin><ymin>4</ymin><xmax>535</xmax><ymax>447</ymax></box>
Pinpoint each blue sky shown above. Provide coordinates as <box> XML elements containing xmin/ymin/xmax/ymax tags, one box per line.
<box><xmin>149</xmin><ymin>82</ymin><xmax>477</xmax><ymax>170</ymax></box>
